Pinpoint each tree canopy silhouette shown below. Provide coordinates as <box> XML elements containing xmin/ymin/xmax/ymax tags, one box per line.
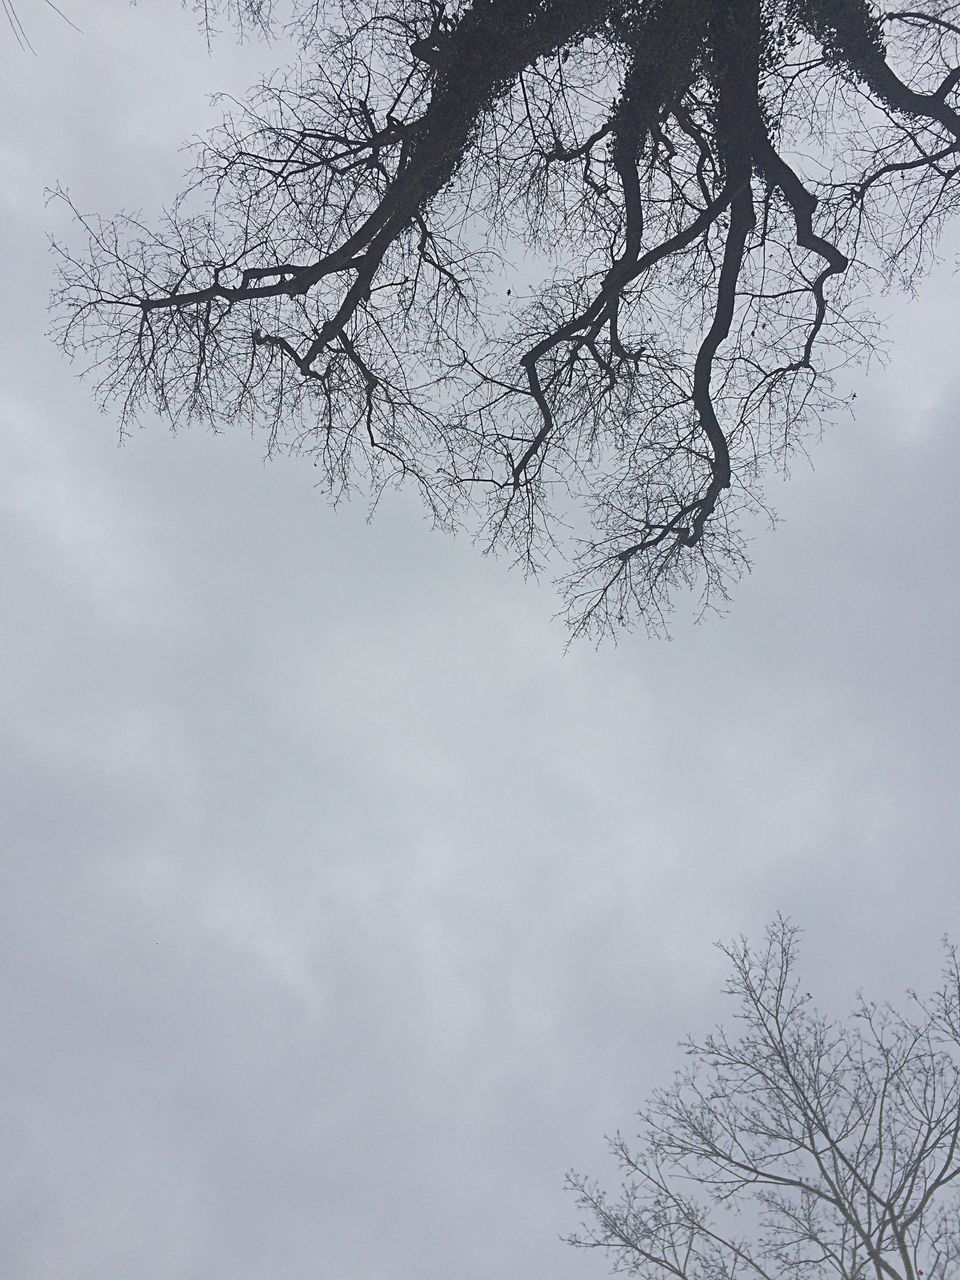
<box><xmin>53</xmin><ymin>0</ymin><xmax>960</xmax><ymax>636</ymax></box>
<box><xmin>567</xmin><ymin>918</ymin><xmax>960</xmax><ymax>1280</ymax></box>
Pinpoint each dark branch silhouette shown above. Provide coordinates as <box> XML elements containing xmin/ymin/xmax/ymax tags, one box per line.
<box><xmin>51</xmin><ymin>0</ymin><xmax>960</xmax><ymax>636</ymax></box>
<box><xmin>4</xmin><ymin>0</ymin><xmax>79</xmax><ymax>52</ymax></box>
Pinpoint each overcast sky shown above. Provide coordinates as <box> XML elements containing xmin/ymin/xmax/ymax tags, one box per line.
<box><xmin>1</xmin><ymin>5</ymin><xmax>959</xmax><ymax>1279</ymax></box>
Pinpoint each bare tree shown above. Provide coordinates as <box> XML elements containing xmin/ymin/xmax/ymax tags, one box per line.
<box><xmin>52</xmin><ymin>0</ymin><xmax>960</xmax><ymax>636</ymax></box>
<box><xmin>566</xmin><ymin>918</ymin><xmax>960</xmax><ymax>1280</ymax></box>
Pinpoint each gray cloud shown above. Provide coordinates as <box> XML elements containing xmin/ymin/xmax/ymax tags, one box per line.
<box><xmin>1</xmin><ymin>6</ymin><xmax>959</xmax><ymax>1279</ymax></box>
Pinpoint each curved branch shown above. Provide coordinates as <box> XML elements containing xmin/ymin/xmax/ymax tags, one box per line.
<box><xmin>805</xmin><ymin>0</ymin><xmax>960</xmax><ymax>140</ymax></box>
<box><xmin>753</xmin><ymin>130</ymin><xmax>849</xmax><ymax>368</ymax></box>
<box><xmin>683</xmin><ymin>0</ymin><xmax>762</xmax><ymax>545</ymax></box>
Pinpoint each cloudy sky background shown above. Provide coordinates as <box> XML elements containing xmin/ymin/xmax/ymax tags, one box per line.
<box><xmin>1</xmin><ymin>5</ymin><xmax>959</xmax><ymax>1278</ymax></box>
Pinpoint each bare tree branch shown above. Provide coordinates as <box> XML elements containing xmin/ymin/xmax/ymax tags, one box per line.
<box><xmin>51</xmin><ymin>0</ymin><xmax>960</xmax><ymax>637</ymax></box>
<box><xmin>567</xmin><ymin>917</ymin><xmax>960</xmax><ymax>1280</ymax></box>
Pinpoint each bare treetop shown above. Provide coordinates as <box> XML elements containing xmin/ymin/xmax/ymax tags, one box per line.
<box><xmin>567</xmin><ymin>918</ymin><xmax>960</xmax><ymax>1280</ymax></box>
<box><xmin>52</xmin><ymin>0</ymin><xmax>960</xmax><ymax>636</ymax></box>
